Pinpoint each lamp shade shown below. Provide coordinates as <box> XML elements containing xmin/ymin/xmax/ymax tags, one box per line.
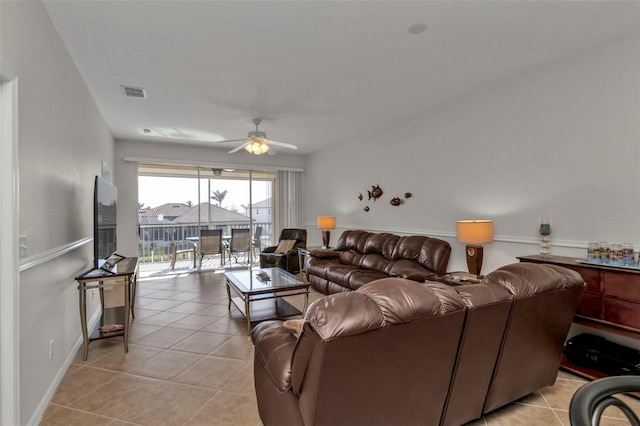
<box><xmin>456</xmin><ymin>220</ymin><xmax>494</xmax><ymax>244</ymax></box>
<box><xmin>317</xmin><ymin>216</ymin><xmax>336</xmax><ymax>230</ymax></box>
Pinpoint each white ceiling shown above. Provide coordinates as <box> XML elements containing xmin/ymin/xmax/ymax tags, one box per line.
<box><xmin>43</xmin><ymin>1</ymin><xmax>639</xmax><ymax>155</ymax></box>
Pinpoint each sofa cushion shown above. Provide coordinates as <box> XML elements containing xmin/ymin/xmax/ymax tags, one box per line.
<box><xmin>338</xmin><ymin>249</ymin><xmax>364</xmax><ymax>267</ymax></box>
<box><xmin>360</xmin><ymin>252</ymin><xmax>390</xmax><ymax>272</ymax></box>
<box><xmin>484</xmin><ymin>263</ymin><xmax>584</xmax><ymax>297</ymax></box>
<box><xmin>386</xmin><ymin>258</ymin><xmax>435</xmax><ymax>282</ymax></box>
<box><xmin>363</xmin><ymin>232</ymin><xmax>400</xmax><ymax>259</ymax></box>
<box><xmin>326</xmin><ymin>264</ymin><xmax>360</xmax><ymax>284</ymax></box>
<box><xmin>348</xmin><ymin>269</ymin><xmax>389</xmax><ymax>290</ymax></box>
<box><xmin>306</xmin><ymin>278</ymin><xmax>465</xmax><ymax>340</ymax></box>
<box><xmin>336</xmin><ymin>229</ymin><xmax>371</xmax><ymax>252</ymax></box>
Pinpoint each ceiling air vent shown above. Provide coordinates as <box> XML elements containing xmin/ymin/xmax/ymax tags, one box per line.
<box><xmin>121</xmin><ymin>85</ymin><xmax>147</xmax><ymax>99</ymax></box>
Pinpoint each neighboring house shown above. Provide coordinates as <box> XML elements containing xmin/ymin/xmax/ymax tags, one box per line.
<box><xmin>138</xmin><ymin>202</ymin><xmax>253</xmax><ymax>245</ymax></box>
<box><xmin>245</xmin><ymin>198</ymin><xmax>272</xmax><ymax>225</ymax></box>
<box><xmin>140</xmin><ymin>203</ymin><xmax>191</xmax><ymax>222</ymax></box>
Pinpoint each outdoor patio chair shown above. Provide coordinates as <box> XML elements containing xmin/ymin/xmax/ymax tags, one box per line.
<box><xmin>199</xmin><ymin>229</ymin><xmax>224</xmax><ymax>268</ymax></box>
<box><xmin>226</xmin><ymin>228</ymin><xmax>251</xmax><ymax>265</ymax></box>
<box><xmin>169</xmin><ymin>230</ymin><xmax>197</xmax><ymax>270</ymax></box>
<box><xmin>252</xmin><ymin>226</ymin><xmax>263</xmax><ymax>258</ymax></box>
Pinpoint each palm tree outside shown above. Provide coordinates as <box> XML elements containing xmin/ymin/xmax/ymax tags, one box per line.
<box><xmin>211</xmin><ymin>190</ymin><xmax>228</xmax><ymax>207</ymax></box>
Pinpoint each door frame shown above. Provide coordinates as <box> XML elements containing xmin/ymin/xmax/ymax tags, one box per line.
<box><xmin>0</xmin><ymin>76</ymin><xmax>21</xmax><ymax>425</ymax></box>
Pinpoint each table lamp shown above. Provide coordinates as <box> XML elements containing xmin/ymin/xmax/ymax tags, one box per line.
<box><xmin>456</xmin><ymin>219</ymin><xmax>494</xmax><ymax>277</ymax></box>
<box><xmin>317</xmin><ymin>216</ymin><xmax>336</xmax><ymax>249</ymax></box>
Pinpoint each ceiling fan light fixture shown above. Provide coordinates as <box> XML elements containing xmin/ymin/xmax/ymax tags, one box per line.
<box><xmin>244</xmin><ymin>141</ymin><xmax>270</xmax><ymax>155</ymax></box>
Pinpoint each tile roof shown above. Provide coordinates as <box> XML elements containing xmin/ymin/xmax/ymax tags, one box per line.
<box><xmin>140</xmin><ymin>203</ymin><xmax>191</xmax><ymax>219</ymax></box>
<box><xmin>173</xmin><ymin>203</ymin><xmax>251</xmax><ymax>224</ymax></box>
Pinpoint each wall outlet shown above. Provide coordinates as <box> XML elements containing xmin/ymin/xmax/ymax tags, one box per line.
<box><xmin>91</xmin><ymin>290</ymin><xmax>95</xmax><ymax>300</ymax></box>
<box><xmin>48</xmin><ymin>339</ymin><xmax>54</xmax><ymax>360</ymax></box>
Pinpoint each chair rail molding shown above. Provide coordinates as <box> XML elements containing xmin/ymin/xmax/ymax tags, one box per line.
<box><xmin>19</xmin><ymin>236</ymin><xmax>93</xmax><ymax>272</ymax></box>
<box><xmin>308</xmin><ymin>223</ymin><xmax>590</xmax><ymax>250</ymax></box>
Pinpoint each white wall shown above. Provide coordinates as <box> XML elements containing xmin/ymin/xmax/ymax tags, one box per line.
<box><xmin>113</xmin><ymin>139</ymin><xmax>306</xmax><ymax>258</ymax></box>
<box><xmin>1</xmin><ymin>1</ymin><xmax>114</xmax><ymax>423</ymax></box>
<box><xmin>305</xmin><ymin>35</ymin><xmax>640</xmax><ymax>273</ymax></box>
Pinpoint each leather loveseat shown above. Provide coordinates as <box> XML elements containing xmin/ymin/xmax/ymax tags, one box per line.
<box><xmin>306</xmin><ymin>229</ymin><xmax>451</xmax><ymax>294</ymax></box>
<box><xmin>251</xmin><ymin>262</ymin><xmax>585</xmax><ymax>426</ymax></box>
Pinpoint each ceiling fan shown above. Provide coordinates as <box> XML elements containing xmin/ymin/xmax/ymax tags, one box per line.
<box><xmin>212</xmin><ymin>118</ymin><xmax>298</xmax><ymax>155</ymax></box>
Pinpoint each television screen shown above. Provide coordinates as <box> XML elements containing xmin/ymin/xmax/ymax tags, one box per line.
<box><xmin>94</xmin><ymin>176</ymin><xmax>117</xmax><ymax>269</ymax></box>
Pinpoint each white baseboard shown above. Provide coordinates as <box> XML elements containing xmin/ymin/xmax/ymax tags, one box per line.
<box><xmin>27</xmin><ymin>306</ymin><xmax>102</xmax><ymax>426</ymax></box>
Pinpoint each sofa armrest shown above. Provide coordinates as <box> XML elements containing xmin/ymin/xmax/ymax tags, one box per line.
<box><xmin>251</xmin><ymin>321</ymin><xmax>298</xmax><ymax>392</ymax></box>
<box><xmin>309</xmin><ymin>248</ymin><xmax>339</xmax><ymax>259</ymax></box>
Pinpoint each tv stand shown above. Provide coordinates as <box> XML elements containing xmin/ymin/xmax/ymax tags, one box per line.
<box><xmin>75</xmin><ymin>256</ymin><xmax>138</xmax><ymax>361</ymax></box>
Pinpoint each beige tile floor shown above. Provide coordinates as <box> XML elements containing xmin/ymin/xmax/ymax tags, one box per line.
<box><xmin>40</xmin><ymin>271</ymin><xmax>638</xmax><ymax>426</ymax></box>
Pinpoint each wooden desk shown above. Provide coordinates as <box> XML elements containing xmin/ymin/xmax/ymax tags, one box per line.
<box><xmin>75</xmin><ymin>256</ymin><xmax>138</xmax><ymax>361</ymax></box>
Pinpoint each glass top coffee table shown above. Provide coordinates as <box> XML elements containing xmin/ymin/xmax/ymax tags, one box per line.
<box><xmin>224</xmin><ymin>267</ymin><xmax>310</xmax><ymax>334</ymax></box>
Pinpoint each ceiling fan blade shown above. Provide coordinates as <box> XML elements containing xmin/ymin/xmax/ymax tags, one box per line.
<box><xmin>228</xmin><ymin>142</ymin><xmax>249</xmax><ymax>154</ymax></box>
<box><xmin>267</xmin><ymin>140</ymin><xmax>298</xmax><ymax>150</ymax></box>
<box><xmin>211</xmin><ymin>138</ymin><xmax>248</xmax><ymax>145</ymax></box>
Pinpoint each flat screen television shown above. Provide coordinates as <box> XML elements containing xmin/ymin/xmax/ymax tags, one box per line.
<box><xmin>94</xmin><ymin>175</ymin><xmax>118</xmax><ymax>269</ymax></box>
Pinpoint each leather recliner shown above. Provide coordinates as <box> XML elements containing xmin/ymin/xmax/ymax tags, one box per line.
<box><xmin>259</xmin><ymin>228</ymin><xmax>307</xmax><ymax>274</ymax></box>
<box><xmin>442</xmin><ymin>263</ymin><xmax>585</xmax><ymax>425</ymax></box>
<box><xmin>251</xmin><ymin>263</ymin><xmax>585</xmax><ymax>426</ymax></box>
<box><xmin>251</xmin><ymin>278</ymin><xmax>467</xmax><ymax>426</ymax></box>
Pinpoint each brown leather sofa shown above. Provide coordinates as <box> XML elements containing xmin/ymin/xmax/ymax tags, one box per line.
<box><xmin>251</xmin><ymin>263</ymin><xmax>585</xmax><ymax>426</ymax></box>
<box><xmin>442</xmin><ymin>263</ymin><xmax>585</xmax><ymax>425</ymax></box>
<box><xmin>252</xmin><ymin>278</ymin><xmax>467</xmax><ymax>426</ymax></box>
<box><xmin>306</xmin><ymin>229</ymin><xmax>451</xmax><ymax>294</ymax></box>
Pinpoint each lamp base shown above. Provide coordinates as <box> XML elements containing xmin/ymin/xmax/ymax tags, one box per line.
<box><xmin>321</xmin><ymin>230</ymin><xmax>331</xmax><ymax>249</ymax></box>
<box><xmin>465</xmin><ymin>245</ymin><xmax>484</xmax><ymax>277</ymax></box>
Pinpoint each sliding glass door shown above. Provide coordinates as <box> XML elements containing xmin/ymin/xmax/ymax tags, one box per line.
<box><xmin>137</xmin><ymin>164</ymin><xmax>276</xmax><ymax>276</ymax></box>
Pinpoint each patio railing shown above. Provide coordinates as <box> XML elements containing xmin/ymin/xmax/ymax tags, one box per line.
<box><xmin>138</xmin><ymin>222</ymin><xmax>274</xmax><ymax>272</ymax></box>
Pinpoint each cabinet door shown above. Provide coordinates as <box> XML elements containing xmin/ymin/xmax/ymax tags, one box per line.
<box><xmin>603</xmin><ymin>298</ymin><xmax>640</xmax><ymax>330</ymax></box>
<box><xmin>577</xmin><ymin>293</ymin><xmax>602</xmax><ymax>318</ymax></box>
<box><xmin>602</xmin><ymin>271</ymin><xmax>640</xmax><ymax>303</ymax></box>
<box><xmin>602</xmin><ymin>271</ymin><xmax>640</xmax><ymax>329</ymax></box>
<box><xmin>563</xmin><ymin>266</ymin><xmax>602</xmax><ymax>319</ymax></box>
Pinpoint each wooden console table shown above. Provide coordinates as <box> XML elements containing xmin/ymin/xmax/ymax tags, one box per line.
<box><xmin>75</xmin><ymin>256</ymin><xmax>138</xmax><ymax>361</ymax></box>
<box><xmin>518</xmin><ymin>255</ymin><xmax>640</xmax><ymax>380</ymax></box>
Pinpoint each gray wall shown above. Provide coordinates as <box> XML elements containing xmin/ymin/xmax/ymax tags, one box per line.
<box><xmin>305</xmin><ymin>35</ymin><xmax>640</xmax><ymax>273</ymax></box>
<box><xmin>3</xmin><ymin>0</ymin><xmax>639</xmax><ymax>423</ymax></box>
<box><xmin>1</xmin><ymin>1</ymin><xmax>113</xmax><ymax>423</ymax></box>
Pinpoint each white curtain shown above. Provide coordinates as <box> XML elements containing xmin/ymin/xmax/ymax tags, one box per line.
<box><xmin>277</xmin><ymin>170</ymin><xmax>303</xmax><ymax>229</ymax></box>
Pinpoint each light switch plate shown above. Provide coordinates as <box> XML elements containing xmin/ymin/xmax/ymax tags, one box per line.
<box><xmin>19</xmin><ymin>235</ymin><xmax>27</xmax><ymax>258</ymax></box>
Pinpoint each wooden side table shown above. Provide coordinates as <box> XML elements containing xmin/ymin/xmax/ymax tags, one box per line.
<box><xmin>75</xmin><ymin>256</ymin><xmax>138</xmax><ymax>361</ymax></box>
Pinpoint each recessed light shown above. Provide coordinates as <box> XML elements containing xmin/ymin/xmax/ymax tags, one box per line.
<box><xmin>408</xmin><ymin>24</ymin><xmax>427</xmax><ymax>35</ymax></box>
